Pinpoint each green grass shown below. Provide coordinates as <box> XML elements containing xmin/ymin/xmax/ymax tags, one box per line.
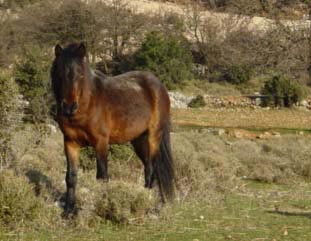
<box><xmin>2</xmin><ymin>181</ymin><xmax>311</xmax><ymax>241</ymax></box>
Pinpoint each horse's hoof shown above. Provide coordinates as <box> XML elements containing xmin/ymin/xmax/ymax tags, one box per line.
<box><xmin>96</xmin><ymin>175</ymin><xmax>109</xmax><ymax>182</ymax></box>
<box><xmin>62</xmin><ymin>208</ymin><xmax>78</xmax><ymax>219</ymax></box>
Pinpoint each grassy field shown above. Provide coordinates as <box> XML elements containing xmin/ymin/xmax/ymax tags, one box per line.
<box><xmin>1</xmin><ymin>108</ymin><xmax>311</xmax><ymax>241</ymax></box>
<box><xmin>172</xmin><ymin>108</ymin><xmax>311</xmax><ymax>132</ymax></box>
<box><xmin>2</xmin><ymin>181</ymin><xmax>311</xmax><ymax>241</ymax></box>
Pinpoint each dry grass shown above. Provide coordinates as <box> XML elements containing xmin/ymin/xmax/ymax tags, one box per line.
<box><xmin>172</xmin><ymin>108</ymin><xmax>311</xmax><ymax>131</ymax></box>
<box><xmin>1</xmin><ymin>120</ymin><xmax>311</xmax><ymax>237</ymax></box>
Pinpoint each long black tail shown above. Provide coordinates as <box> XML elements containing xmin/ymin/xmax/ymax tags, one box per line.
<box><xmin>154</xmin><ymin>122</ymin><xmax>175</xmax><ymax>201</ymax></box>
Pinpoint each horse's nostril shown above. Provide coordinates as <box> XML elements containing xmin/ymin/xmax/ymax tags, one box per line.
<box><xmin>71</xmin><ymin>102</ymin><xmax>78</xmax><ymax>113</ymax></box>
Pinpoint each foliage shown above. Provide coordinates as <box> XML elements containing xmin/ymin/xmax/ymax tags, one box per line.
<box><xmin>188</xmin><ymin>95</ymin><xmax>206</xmax><ymax>108</ymax></box>
<box><xmin>223</xmin><ymin>65</ymin><xmax>252</xmax><ymax>85</ymax></box>
<box><xmin>134</xmin><ymin>31</ymin><xmax>193</xmax><ymax>89</ymax></box>
<box><xmin>261</xmin><ymin>75</ymin><xmax>305</xmax><ymax>107</ymax></box>
<box><xmin>0</xmin><ymin>170</ymin><xmax>42</xmax><ymax>227</ymax></box>
<box><xmin>109</xmin><ymin>144</ymin><xmax>135</xmax><ymax>162</ymax></box>
<box><xmin>39</xmin><ymin>0</ymin><xmax>100</xmax><ymax>53</ymax></box>
<box><xmin>0</xmin><ymin>71</ymin><xmax>23</xmax><ymax>170</ymax></box>
<box><xmin>80</xmin><ymin>147</ymin><xmax>96</xmax><ymax>171</ymax></box>
<box><xmin>0</xmin><ymin>0</ymin><xmax>42</xmax><ymax>10</ymax></box>
<box><xmin>14</xmin><ymin>46</ymin><xmax>51</xmax><ymax>123</ymax></box>
<box><xmin>95</xmin><ymin>181</ymin><xmax>155</xmax><ymax>224</ymax></box>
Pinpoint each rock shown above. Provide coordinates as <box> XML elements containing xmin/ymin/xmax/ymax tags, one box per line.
<box><xmin>257</xmin><ymin>132</ymin><xmax>272</xmax><ymax>139</ymax></box>
<box><xmin>213</xmin><ymin>128</ymin><xmax>226</xmax><ymax>136</ymax></box>
<box><xmin>271</xmin><ymin>131</ymin><xmax>281</xmax><ymax>138</ymax></box>
<box><xmin>231</xmin><ymin>129</ymin><xmax>257</xmax><ymax>139</ymax></box>
<box><xmin>47</xmin><ymin>124</ymin><xmax>57</xmax><ymax>133</ymax></box>
<box><xmin>300</xmin><ymin>100</ymin><xmax>308</xmax><ymax>107</ymax></box>
<box><xmin>168</xmin><ymin>91</ymin><xmax>193</xmax><ymax>109</ymax></box>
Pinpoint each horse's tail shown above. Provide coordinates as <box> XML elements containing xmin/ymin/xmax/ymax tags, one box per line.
<box><xmin>154</xmin><ymin>121</ymin><xmax>175</xmax><ymax>201</ymax></box>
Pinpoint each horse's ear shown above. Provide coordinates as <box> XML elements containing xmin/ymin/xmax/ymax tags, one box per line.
<box><xmin>77</xmin><ymin>43</ymin><xmax>86</xmax><ymax>58</ymax></box>
<box><xmin>55</xmin><ymin>44</ymin><xmax>63</xmax><ymax>57</ymax></box>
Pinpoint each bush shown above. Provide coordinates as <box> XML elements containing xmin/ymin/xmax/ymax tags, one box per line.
<box><xmin>95</xmin><ymin>181</ymin><xmax>155</xmax><ymax>224</ymax></box>
<box><xmin>188</xmin><ymin>95</ymin><xmax>206</xmax><ymax>108</ymax></box>
<box><xmin>80</xmin><ymin>147</ymin><xmax>96</xmax><ymax>171</ymax></box>
<box><xmin>223</xmin><ymin>65</ymin><xmax>252</xmax><ymax>85</ymax></box>
<box><xmin>0</xmin><ymin>71</ymin><xmax>23</xmax><ymax>170</ymax></box>
<box><xmin>133</xmin><ymin>31</ymin><xmax>193</xmax><ymax>90</ymax></box>
<box><xmin>80</xmin><ymin>144</ymin><xmax>135</xmax><ymax>171</ymax></box>
<box><xmin>261</xmin><ymin>75</ymin><xmax>305</xmax><ymax>107</ymax></box>
<box><xmin>14</xmin><ymin>46</ymin><xmax>51</xmax><ymax>123</ymax></box>
<box><xmin>0</xmin><ymin>170</ymin><xmax>43</xmax><ymax>227</ymax></box>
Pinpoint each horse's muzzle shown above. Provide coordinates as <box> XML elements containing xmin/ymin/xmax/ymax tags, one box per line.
<box><xmin>61</xmin><ymin>101</ymin><xmax>78</xmax><ymax>117</ymax></box>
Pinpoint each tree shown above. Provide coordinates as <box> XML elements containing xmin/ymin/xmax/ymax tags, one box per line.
<box><xmin>14</xmin><ymin>46</ymin><xmax>51</xmax><ymax>123</ymax></box>
<box><xmin>133</xmin><ymin>31</ymin><xmax>193</xmax><ymax>89</ymax></box>
<box><xmin>261</xmin><ymin>75</ymin><xmax>305</xmax><ymax>107</ymax></box>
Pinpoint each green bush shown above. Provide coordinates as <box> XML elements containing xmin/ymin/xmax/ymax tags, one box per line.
<box><xmin>133</xmin><ymin>31</ymin><xmax>193</xmax><ymax>90</ymax></box>
<box><xmin>95</xmin><ymin>182</ymin><xmax>155</xmax><ymax>224</ymax></box>
<box><xmin>188</xmin><ymin>95</ymin><xmax>206</xmax><ymax>108</ymax></box>
<box><xmin>0</xmin><ymin>170</ymin><xmax>42</xmax><ymax>227</ymax></box>
<box><xmin>14</xmin><ymin>46</ymin><xmax>51</xmax><ymax>123</ymax></box>
<box><xmin>223</xmin><ymin>65</ymin><xmax>252</xmax><ymax>85</ymax></box>
<box><xmin>261</xmin><ymin>75</ymin><xmax>305</xmax><ymax>107</ymax></box>
<box><xmin>80</xmin><ymin>147</ymin><xmax>96</xmax><ymax>171</ymax></box>
<box><xmin>80</xmin><ymin>144</ymin><xmax>135</xmax><ymax>171</ymax></box>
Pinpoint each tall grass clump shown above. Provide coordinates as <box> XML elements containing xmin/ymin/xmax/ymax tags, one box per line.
<box><xmin>0</xmin><ymin>170</ymin><xmax>43</xmax><ymax>228</ymax></box>
<box><xmin>0</xmin><ymin>71</ymin><xmax>23</xmax><ymax>170</ymax></box>
<box><xmin>95</xmin><ymin>181</ymin><xmax>156</xmax><ymax>224</ymax></box>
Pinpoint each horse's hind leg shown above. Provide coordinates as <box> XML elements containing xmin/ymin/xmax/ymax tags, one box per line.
<box><xmin>131</xmin><ymin>132</ymin><xmax>155</xmax><ymax>188</ymax></box>
<box><xmin>95</xmin><ymin>137</ymin><xmax>109</xmax><ymax>181</ymax></box>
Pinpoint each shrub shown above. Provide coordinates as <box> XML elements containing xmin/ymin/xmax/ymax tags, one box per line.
<box><xmin>0</xmin><ymin>71</ymin><xmax>23</xmax><ymax>170</ymax></box>
<box><xmin>109</xmin><ymin>144</ymin><xmax>135</xmax><ymax>162</ymax></box>
<box><xmin>80</xmin><ymin>147</ymin><xmax>96</xmax><ymax>171</ymax></box>
<box><xmin>14</xmin><ymin>46</ymin><xmax>51</xmax><ymax>123</ymax></box>
<box><xmin>261</xmin><ymin>75</ymin><xmax>305</xmax><ymax>107</ymax></box>
<box><xmin>133</xmin><ymin>31</ymin><xmax>193</xmax><ymax>89</ymax></box>
<box><xmin>0</xmin><ymin>170</ymin><xmax>43</xmax><ymax>227</ymax></box>
<box><xmin>95</xmin><ymin>181</ymin><xmax>155</xmax><ymax>224</ymax></box>
<box><xmin>188</xmin><ymin>95</ymin><xmax>206</xmax><ymax>108</ymax></box>
<box><xmin>223</xmin><ymin>65</ymin><xmax>252</xmax><ymax>85</ymax></box>
<box><xmin>79</xmin><ymin>144</ymin><xmax>135</xmax><ymax>171</ymax></box>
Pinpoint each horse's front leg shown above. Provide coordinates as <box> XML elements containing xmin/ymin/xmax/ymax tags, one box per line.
<box><xmin>63</xmin><ymin>140</ymin><xmax>80</xmax><ymax>217</ymax></box>
<box><xmin>95</xmin><ymin>138</ymin><xmax>109</xmax><ymax>181</ymax></box>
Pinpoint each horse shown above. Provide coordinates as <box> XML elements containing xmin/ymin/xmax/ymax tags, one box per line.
<box><xmin>51</xmin><ymin>43</ymin><xmax>174</xmax><ymax>216</ymax></box>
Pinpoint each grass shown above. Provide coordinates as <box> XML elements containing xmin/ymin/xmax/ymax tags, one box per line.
<box><xmin>1</xmin><ymin>107</ymin><xmax>311</xmax><ymax>240</ymax></box>
<box><xmin>172</xmin><ymin>108</ymin><xmax>311</xmax><ymax>132</ymax></box>
<box><xmin>2</xmin><ymin>182</ymin><xmax>311</xmax><ymax>241</ymax></box>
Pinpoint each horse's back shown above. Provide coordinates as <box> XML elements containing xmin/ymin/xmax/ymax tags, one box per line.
<box><xmin>95</xmin><ymin>71</ymin><xmax>170</xmax><ymax>143</ymax></box>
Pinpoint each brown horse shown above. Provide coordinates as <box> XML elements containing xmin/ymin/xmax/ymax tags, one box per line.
<box><xmin>51</xmin><ymin>43</ymin><xmax>174</xmax><ymax>216</ymax></box>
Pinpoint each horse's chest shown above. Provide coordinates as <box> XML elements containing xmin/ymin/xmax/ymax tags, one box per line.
<box><xmin>60</xmin><ymin>123</ymin><xmax>95</xmax><ymax>146</ymax></box>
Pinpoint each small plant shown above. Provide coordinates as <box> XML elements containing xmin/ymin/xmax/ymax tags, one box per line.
<box><xmin>261</xmin><ymin>75</ymin><xmax>305</xmax><ymax>107</ymax></box>
<box><xmin>80</xmin><ymin>144</ymin><xmax>135</xmax><ymax>171</ymax></box>
<box><xmin>80</xmin><ymin>147</ymin><xmax>96</xmax><ymax>171</ymax></box>
<box><xmin>0</xmin><ymin>71</ymin><xmax>23</xmax><ymax>170</ymax></box>
<box><xmin>95</xmin><ymin>182</ymin><xmax>155</xmax><ymax>224</ymax></box>
<box><xmin>0</xmin><ymin>170</ymin><xmax>42</xmax><ymax>227</ymax></box>
<box><xmin>188</xmin><ymin>95</ymin><xmax>206</xmax><ymax>108</ymax></box>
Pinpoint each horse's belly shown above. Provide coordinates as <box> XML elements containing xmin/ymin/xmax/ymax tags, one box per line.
<box><xmin>109</xmin><ymin>107</ymin><xmax>151</xmax><ymax>144</ymax></box>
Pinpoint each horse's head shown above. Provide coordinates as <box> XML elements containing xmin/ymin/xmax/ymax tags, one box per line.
<box><xmin>51</xmin><ymin>43</ymin><xmax>88</xmax><ymax>117</ymax></box>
